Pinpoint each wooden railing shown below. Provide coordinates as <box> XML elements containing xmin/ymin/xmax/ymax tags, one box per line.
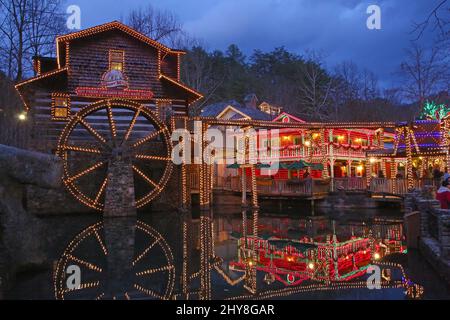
<box><xmin>215</xmin><ymin>175</ymin><xmax>440</xmax><ymax>198</ymax></box>
<box><xmin>257</xmin><ymin>179</ymin><xmax>314</xmax><ymax>196</ymax></box>
<box><xmin>369</xmin><ymin>178</ymin><xmax>438</xmax><ymax>196</ymax></box>
<box><xmin>221</xmin><ymin>177</ymin><xmax>331</xmax><ymax>197</ymax></box>
<box><xmin>253</xmin><ymin>145</ymin><xmax>369</xmax><ymax>162</ymax></box>
<box><xmin>332</xmin><ymin>177</ymin><xmax>366</xmax><ymax>191</ymax></box>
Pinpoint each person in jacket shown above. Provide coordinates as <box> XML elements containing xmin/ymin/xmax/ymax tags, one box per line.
<box><xmin>436</xmin><ymin>180</ymin><xmax>450</xmax><ymax>209</ymax></box>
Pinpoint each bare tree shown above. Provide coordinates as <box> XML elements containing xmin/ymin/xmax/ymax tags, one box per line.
<box><xmin>412</xmin><ymin>0</ymin><xmax>449</xmax><ymax>40</ymax></box>
<box><xmin>125</xmin><ymin>4</ymin><xmax>183</xmax><ymax>47</ymax></box>
<box><xmin>297</xmin><ymin>52</ymin><xmax>333</xmax><ymax>120</ymax></box>
<box><xmin>26</xmin><ymin>0</ymin><xmax>65</xmax><ymax>70</ymax></box>
<box><xmin>360</xmin><ymin>69</ymin><xmax>379</xmax><ymax>101</ymax></box>
<box><xmin>182</xmin><ymin>46</ymin><xmax>227</xmax><ymax>113</ymax></box>
<box><xmin>0</xmin><ymin>0</ymin><xmax>28</xmax><ymax>81</ymax></box>
<box><xmin>0</xmin><ymin>0</ymin><xmax>65</xmax><ymax>81</ymax></box>
<box><xmin>399</xmin><ymin>43</ymin><xmax>447</xmax><ymax>106</ymax></box>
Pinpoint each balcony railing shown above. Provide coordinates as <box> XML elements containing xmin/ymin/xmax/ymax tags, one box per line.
<box><xmin>254</xmin><ymin>145</ymin><xmax>370</xmax><ymax>162</ymax></box>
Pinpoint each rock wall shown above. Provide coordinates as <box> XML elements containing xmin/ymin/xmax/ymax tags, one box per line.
<box><xmin>0</xmin><ymin>144</ymin><xmax>63</xmax><ymax>294</ymax></box>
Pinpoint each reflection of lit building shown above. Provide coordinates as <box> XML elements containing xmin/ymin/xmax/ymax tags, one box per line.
<box><xmin>230</xmin><ymin>236</ymin><xmax>373</xmax><ymax>285</ymax></box>
<box><xmin>222</xmin><ymin>216</ymin><xmax>406</xmax><ymax>286</ymax></box>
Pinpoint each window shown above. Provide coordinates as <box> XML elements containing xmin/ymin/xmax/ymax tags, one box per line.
<box><xmin>52</xmin><ymin>94</ymin><xmax>70</xmax><ymax>120</ymax></box>
<box><xmin>109</xmin><ymin>50</ymin><xmax>125</xmax><ymax>71</ymax></box>
<box><xmin>156</xmin><ymin>100</ymin><xmax>172</xmax><ymax>122</ymax></box>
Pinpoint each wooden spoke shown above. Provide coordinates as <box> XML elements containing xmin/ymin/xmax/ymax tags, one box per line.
<box><xmin>61</xmin><ymin>281</ymin><xmax>100</xmax><ymax>294</ymax></box>
<box><xmin>58</xmin><ymin>101</ymin><xmax>172</xmax><ymax>212</ymax></box>
<box><xmin>67</xmin><ymin>254</ymin><xmax>103</xmax><ymax>272</ymax></box>
<box><xmin>93</xmin><ymin>227</ymin><xmax>108</xmax><ymax>256</ymax></box>
<box><xmin>133</xmin><ymin>236</ymin><xmax>162</xmax><ymax>266</ymax></box>
<box><xmin>60</xmin><ymin>145</ymin><xmax>102</xmax><ymax>154</ymax></box>
<box><xmin>132</xmin><ymin>128</ymin><xmax>165</xmax><ymax>148</ymax></box>
<box><xmin>123</xmin><ymin>108</ymin><xmax>142</xmax><ymax>143</ymax></box>
<box><xmin>136</xmin><ymin>265</ymin><xmax>174</xmax><ymax>276</ymax></box>
<box><xmin>135</xmin><ymin>154</ymin><xmax>172</xmax><ymax>161</ymax></box>
<box><xmin>133</xmin><ymin>284</ymin><xmax>165</xmax><ymax>300</ymax></box>
<box><xmin>94</xmin><ymin>177</ymin><xmax>108</xmax><ymax>205</ymax></box>
<box><xmin>78</xmin><ymin>118</ymin><xmax>108</xmax><ymax>146</ymax></box>
<box><xmin>132</xmin><ymin>165</ymin><xmax>162</xmax><ymax>191</ymax></box>
<box><xmin>66</xmin><ymin>161</ymin><xmax>106</xmax><ymax>183</ymax></box>
<box><xmin>106</xmin><ymin>103</ymin><xmax>117</xmax><ymax>144</ymax></box>
<box><xmin>95</xmin><ymin>293</ymin><xmax>105</xmax><ymax>300</ymax></box>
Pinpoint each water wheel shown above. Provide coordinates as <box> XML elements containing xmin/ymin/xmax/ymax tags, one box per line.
<box><xmin>54</xmin><ymin>220</ymin><xmax>175</xmax><ymax>300</ymax></box>
<box><xmin>57</xmin><ymin>99</ymin><xmax>173</xmax><ymax>211</ymax></box>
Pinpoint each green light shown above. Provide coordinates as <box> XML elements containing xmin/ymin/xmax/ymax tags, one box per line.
<box><xmin>419</xmin><ymin>101</ymin><xmax>450</xmax><ymax>120</ymax></box>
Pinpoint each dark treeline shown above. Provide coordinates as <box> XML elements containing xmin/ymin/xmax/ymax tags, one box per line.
<box><xmin>181</xmin><ymin>45</ymin><xmax>425</xmax><ymax>122</ymax></box>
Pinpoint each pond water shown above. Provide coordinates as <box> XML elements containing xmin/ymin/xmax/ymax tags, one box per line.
<box><xmin>4</xmin><ymin>200</ymin><xmax>450</xmax><ymax>300</ymax></box>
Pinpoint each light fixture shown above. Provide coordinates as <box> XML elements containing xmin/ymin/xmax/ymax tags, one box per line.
<box><xmin>369</xmin><ymin>158</ymin><xmax>376</xmax><ymax>164</ymax></box>
<box><xmin>304</xmin><ymin>140</ymin><xmax>311</xmax><ymax>147</ymax></box>
<box><xmin>18</xmin><ymin>112</ymin><xmax>27</xmax><ymax>121</ymax></box>
<box><xmin>374</xmin><ymin>252</ymin><xmax>381</xmax><ymax>260</ymax></box>
<box><xmin>308</xmin><ymin>262</ymin><xmax>315</xmax><ymax>270</ymax></box>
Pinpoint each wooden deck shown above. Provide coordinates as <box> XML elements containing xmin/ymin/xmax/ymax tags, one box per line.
<box><xmin>190</xmin><ymin>168</ymin><xmax>439</xmax><ymax>202</ymax></box>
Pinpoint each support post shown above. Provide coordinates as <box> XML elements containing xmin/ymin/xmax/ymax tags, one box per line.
<box><xmin>242</xmin><ymin>169</ymin><xmax>247</xmax><ymax>207</ymax></box>
<box><xmin>199</xmin><ymin>122</ymin><xmax>210</xmax><ymax>211</ymax></box>
<box><xmin>104</xmin><ymin>158</ymin><xmax>136</xmax><ymax>217</ymax></box>
<box><xmin>330</xmin><ymin>159</ymin><xmax>335</xmax><ymax>192</ymax></box>
<box><xmin>320</xmin><ymin>128</ymin><xmax>329</xmax><ymax>179</ymax></box>
<box><xmin>405</xmin><ymin>126</ymin><xmax>414</xmax><ymax>191</ymax></box>
<box><xmin>251</xmin><ymin>165</ymin><xmax>259</xmax><ymax>209</ymax></box>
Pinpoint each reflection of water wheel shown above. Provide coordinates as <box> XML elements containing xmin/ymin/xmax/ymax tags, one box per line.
<box><xmin>57</xmin><ymin>99</ymin><xmax>173</xmax><ymax>211</ymax></box>
<box><xmin>54</xmin><ymin>221</ymin><xmax>175</xmax><ymax>300</ymax></box>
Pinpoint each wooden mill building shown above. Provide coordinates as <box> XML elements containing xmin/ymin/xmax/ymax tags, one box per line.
<box><xmin>14</xmin><ymin>21</ymin><xmax>203</xmax><ymax>213</ymax></box>
<box><xmin>15</xmin><ymin>21</ymin><xmax>202</xmax><ymax>154</ymax></box>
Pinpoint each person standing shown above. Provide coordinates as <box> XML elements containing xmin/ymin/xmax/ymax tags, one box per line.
<box><xmin>436</xmin><ymin>180</ymin><xmax>450</xmax><ymax>209</ymax></box>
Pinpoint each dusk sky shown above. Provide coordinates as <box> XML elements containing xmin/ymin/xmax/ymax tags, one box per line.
<box><xmin>70</xmin><ymin>0</ymin><xmax>437</xmax><ymax>88</ymax></box>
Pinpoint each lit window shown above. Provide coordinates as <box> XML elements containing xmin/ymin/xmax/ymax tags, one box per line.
<box><xmin>52</xmin><ymin>94</ymin><xmax>70</xmax><ymax>120</ymax></box>
<box><xmin>109</xmin><ymin>50</ymin><xmax>124</xmax><ymax>71</ymax></box>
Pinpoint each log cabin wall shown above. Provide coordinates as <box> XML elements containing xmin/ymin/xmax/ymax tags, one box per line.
<box><xmin>28</xmin><ymin>88</ymin><xmax>187</xmax><ymax>154</ymax></box>
<box><xmin>67</xmin><ymin>31</ymin><xmax>166</xmax><ymax>94</ymax></box>
<box><xmin>21</xmin><ymin>28</ymin><xmax>191</xmax><ymax>153</ymax></box>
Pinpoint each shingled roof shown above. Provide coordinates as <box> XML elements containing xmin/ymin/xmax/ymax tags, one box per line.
<box><xmin>200</xmin><ymin>100</ymin><xmax>273</xmax><ymax>121</ymax></box>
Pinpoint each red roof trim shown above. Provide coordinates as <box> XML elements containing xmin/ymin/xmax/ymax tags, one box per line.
<box><xmin>273</xmin><ymin>112</ymin><xmax>306</xmax><ymax>123</ymax></box>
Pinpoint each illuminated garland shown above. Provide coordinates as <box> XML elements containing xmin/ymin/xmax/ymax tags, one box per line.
<box><xmin>57</xmin><ymin>99</ymin><xmax>173</xmax><ymax>211</ymax></box>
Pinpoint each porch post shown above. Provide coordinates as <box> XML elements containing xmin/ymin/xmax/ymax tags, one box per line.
<box><xmin>347</xmin><ymin>160</ymin><xmax>352</xmax><ymax>177</ymax></box>
<box><xmin>251</xmin><ymin>165</ymin><xmax>259</xmax><ymax>209</ymax></box>
<box><xmin>330</xmin><ymin>159</ymin><xmax>335</xmax><ymax>192</ymax></box>
<box><xmin>242</xmin><ymin>168</ymin><xmax>247</xmax><ymax>207</ymax></box>
<box><xmin>320</xmin><ymin>128</ymin><xmax>329</xmax><ymax>178</ymax></box>
<box><xmin>366</xmin><ymin>157</ymin><xmax>372</xmax><ymax>188</ymax></box>
<box><xmin>405</xmin><ymin>127</ymin><xmax>414</xmax><ymax>191</ymax></box>
<box><xmin>200</xmin><ymin>122</ymin><xmax>210</xmax><ymax>210</ymax></box>
<box><xmin>381</xmin><ymin>158</ymin><xmax>387</xmax><ymax>178</ymax></box>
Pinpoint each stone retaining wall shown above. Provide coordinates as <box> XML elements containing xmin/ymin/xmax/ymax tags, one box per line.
<box><xmin>405</xmin><ymin>189</ymin><xmax>450</xmax><ymax>285</ymax></box>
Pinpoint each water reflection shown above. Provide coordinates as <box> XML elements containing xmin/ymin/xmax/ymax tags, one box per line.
<box><xmin>54</xmin><ymin>218</ymin><xmax>174</xmax><ymax>300</ymax></box>
<box><xmin>189</xmin><ymin>210</ymin><xmax>423</xmax><ymax>300</ymax></box>
<box><xmin>8</xmin><ymin>207</ymin><xmax>448</xmax><ymax>300</ymax></box>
